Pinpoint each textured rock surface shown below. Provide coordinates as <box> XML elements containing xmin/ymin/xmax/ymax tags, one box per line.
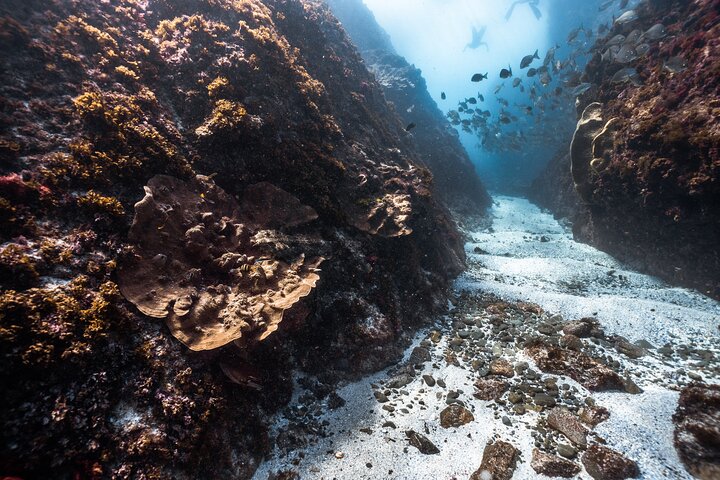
<box><xmin>531</xmin><ymin>0</ymin><xmax>720</xmax><ymax>299</ymax></box>
<box><xmin>673</xmin><ymin>383</ymin><xmax>720</xmax><ymax>479</ymax></box>
<box><xmin>439</xmin><ymin>404</ymin><xmax>475</xmax><ymax>428</ymax></box>
<box><xmin>547</xmin><ymin>407</ymin><xmax>589</xmax><ymax>447</ymax></box>
<box><xmin>532</xmin><ymin>448</ymin><xmax>581</xmax><ymax>478</ymax></box>
<box><xmin>470</xmin><ymin>440</ymin><xmax>519</xmax><ymax>480</ymax></box>
<box><xmin>526</xmin><ymin>340</ymin><xmax>627</xmax><ymax>392</ymax></box>
<box><xmin>581</xmin><ymin>445</ymin><xmax>640</xmax><ymax>480</ymax></box>
<box><xmin>405</xmin><ymin>429</ymin><xmax>440</xmax><ymax>454</ymax></box>
<box><xmin>326</xmin><ymin>0</ymin><xmax>491</xmax><ymax>215</ymax></box>
<box><xmin>0</xmin><ymin>0</ymin><xmax>470</xmax><ymax>478</ymax></box>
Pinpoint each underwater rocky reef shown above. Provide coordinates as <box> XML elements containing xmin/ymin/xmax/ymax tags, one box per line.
<box><xmin>326</xmin><ymin>0</ymin><xmax>491</xmax><ymax>215</ymax></box>
<box><xmin>532</xmin><ymin>0</ymin><xmax>720</xmax><ymax>299</ymax></box>
<box><xmin>0</xmin><ymin>0</ymin><xmax>482</xmax><ymax>477</ymax></box>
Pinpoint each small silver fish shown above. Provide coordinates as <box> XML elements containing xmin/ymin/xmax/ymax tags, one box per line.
<box><xmin>615</xmin><ymin>10</ymin><xmax>639</xmax><ymax>24</ymax></box>
<box><xmin>635</xmin><ymin>43</ymin><xmax>651</xmax><ymax>56</ymax></box>
<box><xmin>602</xmin><ymin>45</ymin><xmax>620</xmax><ymax>62</ymax></box>
<box><xmin>571</xmin><ymin>83</ymin><xmax>593</xmax><ymax>96</ymax></box>
<box><xmin>642</xmin><ymin>23</ymin><xmax>667</xmax><ymax>41</ymax></box>
<box><xmin>611</xmin><ymin>67</ymin><xmax>638</xmax><ymax>83</ymax></box>
<box><xmin>625</xmin><ymin>29</ymin><xmax>642</xmax><ymax>45</ymax></box>
<box><xmin>606</xmin><ymin>34</ymin><xmax>626</xmax><ymax>46</ymax></box>
<box><xmin>614</xmin><ymin>44</ymin><xmax>638</xmax><ymax>64</ymax></box>
<box><xmin>664</xmin><ymin>56</ymin><xmax>688</xmax><ymax>73</ymax></box>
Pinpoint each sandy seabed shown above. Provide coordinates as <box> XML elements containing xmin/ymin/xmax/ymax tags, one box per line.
<box><xmin>253</xmin><ymin>196</ymin><xmax>719</xmax><ymax>480</ymax></box>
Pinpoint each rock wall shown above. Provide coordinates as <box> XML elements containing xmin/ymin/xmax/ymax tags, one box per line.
<box><xmin>531</xmin><ymin>0</ymin><xmax>720</xmax><ymax>298</ymax></box>
<box><xmin>0</xmin><ymin>0</ymin><xmax>468</xmax><ymax>478</ymax></box>
<box><xmin>326</xmin><ymin>0</ymin><xmax>491</xmax><ymax>215</ymax></box>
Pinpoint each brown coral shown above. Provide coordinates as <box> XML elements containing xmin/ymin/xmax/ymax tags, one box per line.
<box><xmin>118</xmin><ymin>175</ymin><xmax>323</xmax><ymax>351</ymax></box>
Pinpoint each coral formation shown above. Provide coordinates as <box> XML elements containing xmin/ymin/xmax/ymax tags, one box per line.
<box><xmin>117</xmin><ymin>175</ymin><xmax>324</xmax><ymax>351</ymax></box>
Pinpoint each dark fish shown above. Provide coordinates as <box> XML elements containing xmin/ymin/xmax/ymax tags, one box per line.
<box><xmin>513</xmin><ymin>78</ymin><xmax>522</xmax><ymax>87</ymax></box>
<box><xmin>471</xmin><ymin>73</ymin><xmax>489</xmax><ymax>82</ymax></box>
<box><xmin>527</xmin><ymin>68</ymin><xmax>537</xmax><ymax>77</ymax></box>
<box><xmin>478</xmin><ymin>94</ymin><xmax>485</xmax><ymax>102</ymax></box>
<box><xmin>468</xmin><ymin>97</ymin><xmax>477</xmax><ymax>104</ymax></box>
<box><xmin>500</xmin><ymin>65</ymin><xmax>513</xmax><ymax>78</ymax></box>
<box><xmin>543</xmin><ymin>44</ymin><xmax>559</xmax><ymax>66</ymax></box>
<box><xmin>539</xmin><ymin>71</ymin><xmax>552</xmax><ymax>86</ymax></box>
<box><xmin>520</xmin><ymin>49</ymin><xmax>540</xmax><ymax>69</ymax></box>
<box><xmin>441</xmin><ymin>92</ymin><xmax>446</xmax><ymax>100</ymax></box>
<box><xmin>405</xmin><ymin>123</ymin><xmax>416</xmax><ymax>132</ymax></box>
<box><xmin>567</xmin><ymin>24</ymin><xmax>584</xmax><ymax>44</ymax></box>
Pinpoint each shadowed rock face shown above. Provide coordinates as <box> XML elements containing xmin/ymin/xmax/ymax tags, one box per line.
<box><xmin>531</xmin><ymin>0</ymin><xmax>720</xmax><ymax>299</ymax></box>
<box><xmin>326</xmin><ymin>0</ymin><xmax>491</xmax><ymax>215</ymax></box>
<box><xmin>0</xmin><ymin>0</ymin><xmax>469</xmax><ymax>478</ymax></box>
<box><xmin>673</xmin><ymin>383</ymin><xmax>720</xmax><ymax>479</ymax></box>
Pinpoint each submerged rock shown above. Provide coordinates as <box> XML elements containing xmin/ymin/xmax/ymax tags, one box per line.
<box><xmin>405</xmin><ymin>430</ymin><xmax>440</xmax><ymax>455</ymax></box>
<box><xmin>526</xmin><ymin>340</ymin><xmax>628</xmax><ymax>392</ymax></box>
<box><xmin>673</xmin><ymin>383</ymin><xmax>720</xmax><ymax>479</ymax></box>
<box><xmin>471</xmin><ymin>440</ymin><xmax>519</xmax><ymax>480</ymax></box>
<box><xmin>581</xmin><ymin>445</ymin><xmax>640</xmax><ymax>480</ymax></box>
<box><xmin>474</xmin><ymin>378</ymin><xmax>510</xmax><ymax>401</ymax></box>
<box><xmin>547</xmin><ymin>407</ymin><xmax>588</xmax><ymax>447</ymax></box>
<box><xmin>532</xmin><ymin>448</ymin><xmax>581</xmax><ymax>478</ymax></box>
<box><xmin>439</xmin><ymin>404</ymin><xmax>475</xmax><ymax>428</ymax></box>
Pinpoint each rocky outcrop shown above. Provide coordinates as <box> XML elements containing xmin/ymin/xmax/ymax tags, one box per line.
<box><xmin>471</xmin><ymin>440</ymin><xmax>520</xmax><ymax>480</ymax></box>
<box><xmin>673</xmin><ymin>383</ymin><xmax>720</xmax><ymax>479</ymax></box>
<box><xmin>581</xmin><ymin>445</ymin><xmax>640</xmax><ymax>480</ymax></box>
<box><xmin>530</xmin><ymin>0</ymin><xmax>720</xmax><ymax>299</ymax></box>
<box><xmin>326</xmin><ymin>0</ymin><xmax>491</xmax><ymax>215</ymax></box>
<box><xmin>532</xmin><ymin>448</ymin><xmax>582</xmax><ymax>478</ymax></box>
<box><xmin>0</xmin><ymin>0</ymin><xmax>469</xmax><ymax>478</ymax></box>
